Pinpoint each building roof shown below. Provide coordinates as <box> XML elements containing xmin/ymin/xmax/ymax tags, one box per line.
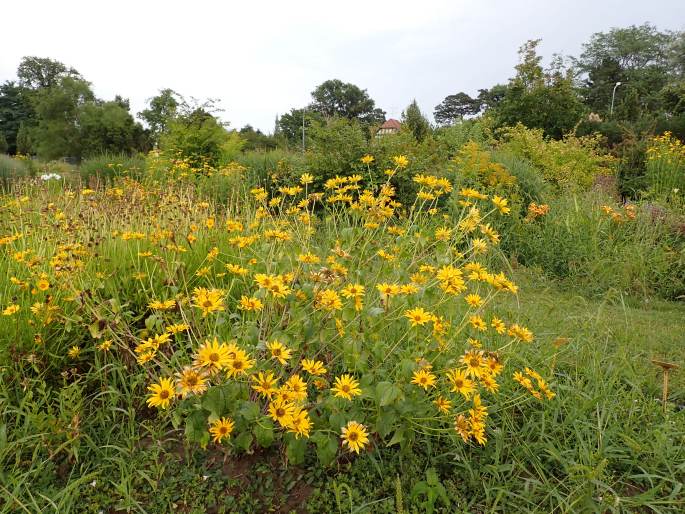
<box><xmin>380</xmin><ymin>118</ymin><xmax>401</xmax><ymax>130</ymax></box>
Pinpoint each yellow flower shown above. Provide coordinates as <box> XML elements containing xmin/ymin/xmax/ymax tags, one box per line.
<box><xmin>491</xmin><ymin>317</ymin><xmax>506</xmax><ymax>334</ymax></box>
<box><xmin>454</xmin><ymin>414</ymin><xmax>470</xmax><ymax>442</ymax></box>
<box><xmin>485</xmin><ymin>355</ymin><xmax>504</xmax><ymax>377</ymax></box>
<box><xmin>97</xmin><ymin>340</ymin><xmax>112</xmax><ymax>351</ymax></box>
<box><xmin>331</xmin><ymin>374</ymin><xmax>362</xmax><ymax>400</ymax></box>
<box><xmin>252</xmin><ymin>371</ymin><xmax>279</xmax><ymax>399</ymax></box>
<box><xmin>464</xmin><ymin>294</ymin><xmax>483</xmax><ymax>308</ymax></box>
<box><xmin>446</xmin><ymin>369</ymin><xmax>475</xmax><ymax>398</ymax></box>
<box><xmin>376</xmin><ymin>283</ymin><xmax>400</xmax><ymax>298</ymax></box>
<box><xmin>411</xmin><ymin>369</ymin><xmax>437</xmax><ymax>390</ymax></box>
<box><xmin>148</xmin><ymin>299</ymin><xmax>176</xmax><ymax>310</ymax></box>
<box><xmin>341</xmin><ymin>421</ymin><xmax>369</xmax><ymax>454</ymax></box>
<box><xmin>508</xmin><ymin>323</ymin><xmax>534</xmax><ymax>343</ymax></box>
<box><xmin>194</xmin><ymin>338</ymin><xmax>232</xmax><ymax>372</ymax></box>
<box><xmin>67</xmin><ymin>345</ymin><xmax>81</xmax><ymax>359</ymax></box>
<box><xmin>166</xmin><ymin>323</ymin><xmax>190</xmax><ymax>335</ymax></box>
<box><xmin>315</xmin><ymin>289</ymin><xmax>342</xmax><ymax>311</ymax></box>
<box><xmin>405</xmin><ymin>307</ymin><xmax>433</xmax><ymax>327</ymax></box>
<box><xmin>434</xmin><ymin>395</ymin><xmax>452</xmax><ymax>414</ymax></box>
<box><xmin>361</xmin><ymin>154</ymin><xmax>374</xmax><ymax>165</ymax></box>
<box><xmin>301</xmin><ymin>359</ymin><xmax>327</xmax><ymax>376</ymax></box>
<box><xmin>300</xmin><ymin>173</ymin><xmax>314</xmax><ymax>185</ymax></box>
<box><xmin>469</xmin><ymin>315</ymin><xmax>487</xmax><ymax>332</ymax></box>
<box><xmin>191</xmin><ymin>287</ymin><xmax>225</xmax><ymax>317</ymax></box>
<box><xmin>491</xmin><ymin>195</ymin><xmax>511</xmax><ymax>215</ymax></box>
<box><xmin>460</xmin><ymin>350</ymin><xmax>487</xmax><ymax>378</ymax></box>
<box><xmin>284</xmin><ymin>374</ymin><xmax>308</xmax><ymax>402</ymax></box>
<box><xmin>392</xmin><ymin>155</ymin><xmax>409</xmax><ymax>168</ymax></box>
<box><xmin>298</xmin><ymin>252</ymin><xmax>320</xmax><ymax>264</ymax></box>
<box><xmin>209</xmin><ymin>417</ymin><xmax>235</xmax><ymax>443</ymax></box>
<box><xmin>146</xmin><ymin>377</ymin><xmax>175</xmax><ymax>409</ymax></box>
<box><xmin>268</xmin><ymin>398</ymin><xmax>295</xmax><ymax>428</ymax></box>
<box><xmin>36</xmin><ymin>279</ymin><xmax>50</xmax><ymax>291</ymax></box>
<box><xmin>288</xmin><ymin>408</ymin><xmax>312</xmax><ymax>438</ymax></box>
<box><xmin>238</xmin><ymin>295</ymin><xmax>264</xmax><ymax>312</ymax></box>
<box><xmin>266</xmin><ymin>340</ymin><xmax>292</xmax><ymax>365</ymax></box>
<box><xmin>225</xmin><ymin>263</ymin><xmax>249</xmax><ymax>275</ymax></box>
<box><xmin>434</xmin><ymin>227</ymin><xmax>452</xmax><ymax>241</ymax></box>
<box><xmin>226</xmin><ymin>349</ymin><xmax>254</xmax><ymax>378</ymax></box>
<box><xmin>176</xmin><ymin>367</ymin><xmax>208</xmax><ymax>397</ymax></box>
<box><xmin>2</xmin><ymin>304</ymin><xmax>20</xmax><ymax>316</ymax></box>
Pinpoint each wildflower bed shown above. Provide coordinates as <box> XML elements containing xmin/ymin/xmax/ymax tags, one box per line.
<box><xmin>1</xmin><ymin>160</ymin><xmax>554</xmax><ymax>468</ymax></box>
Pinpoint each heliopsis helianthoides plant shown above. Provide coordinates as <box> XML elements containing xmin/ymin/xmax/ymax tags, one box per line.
<box><xmin>0</xmin><ymin>157</ymin><xmax>555</xmax><ymax>465</ymax></box>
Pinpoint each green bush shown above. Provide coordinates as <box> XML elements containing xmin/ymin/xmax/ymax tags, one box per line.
<box><xmin>497</xmin><ymin>124</ymin><xmax>616</xmax><ymax>192</ymax></box>
<box><xmin>434</xmin><ymin>119</ymin><xmax>494</xmax><ymax>156</ymax></box>
<box><xmin>159</xmin><ymin>110</ymin><xmax>244</xmax><ymax>168</ymax></box>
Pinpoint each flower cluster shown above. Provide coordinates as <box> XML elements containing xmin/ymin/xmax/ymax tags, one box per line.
<box><xmin>0</xmin><ymin>156</ymin><xmax>555</xmax><ymax>463</ymax></box>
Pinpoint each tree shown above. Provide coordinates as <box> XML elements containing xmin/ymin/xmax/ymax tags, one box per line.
<box><xmin>309</xmin><ymin>79</ymin><xmax>385</xmax><ymax>125</ymax></box>
<box><xmin>239</xmin><ymin>125</ymin><xmax>277</xmax><ymax>151</ymax></box>
<box><xmin>79</xmin><ymin>99</ymin><xmax>148</xmax><ymax>157</ymax></box>
<box><xmin>17</xmin><ymin>56</ymin><xmax>80</xmax><ymax>89</ymax></box>
<box><xmin>402</xmin><ymin>100</ymin><xmax>430</xmax><ymax>141</ymax></box>
<box><xmin>476</xmin><ymin>85</ymin><xmax>508</xmax><ymax>111</ymax></box>
<box><xmin>32</xmin><ymin>76</ymin><xmax>95</xmax><ymax>160</ymax></box>
<box><xmin>276</xmin><ymin>108</ymin><xmax>323</xmax><ymax>148</ymax></box>
<box><xmin>138</xmin><ymin>89</ymin><xmax>181</xmax><ymax>144</ymax></box>
<box><xmin>433</xmin><ymin>93</ymin><xmax>481</xmax><ymax>125</ymax></box>
<box><xmin>0</xmin><ymin>81</ymin><xmax>35</xmax><ymax>154</ymax></box>
<box><xmin>492</xmin><ymin>40</ymin><xmax>585</xmax><ymax>138</ymax></box>
<box><xmin>16</xmin><ymin>123</ymin><xmax>33</xmax><ymax>155</ymax></box>
<box><xmin>0</xmin><ymin>132</ymin><xmax>7</xmax><ymax>154</ymax></box>
<box><xmin>575</xmin><ymin>24</ymin><xmax>675</xmax><ymax>116</ymax></box>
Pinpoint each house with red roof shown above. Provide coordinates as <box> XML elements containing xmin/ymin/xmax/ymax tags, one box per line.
<box><xmin>376</xmin><ymin>118</ymin><xmax>401</xmax><ymax>137</ymax></box>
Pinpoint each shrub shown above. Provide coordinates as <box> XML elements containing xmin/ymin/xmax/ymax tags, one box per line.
<box><xmin>434</xmin><ymin>119</ymin><xmax>494</xmax><ymax>156</ymax></box>
<box><xmin>159</xmin><ymin>110</ymin><xmax>244</xmax><ymax>168</ymax></box>
<box><xmin>497</xmin><ymin>124</ymin><xmax>616</xmax><ymax>191</ymax></box>
<box><xmin>306</xmin><ymin>117</ymin><xmax>367</xmax><ymax>181</ymax></box>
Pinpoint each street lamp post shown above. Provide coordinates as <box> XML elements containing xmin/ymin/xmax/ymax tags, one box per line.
<box><xmin>610</xmin><ymin>81</ymin><xmax>622</xmax><ymax>116</ymax></box>
<box><xmin>302</xmin><ymin>108</ymin><xmax>306</xmax><ymax>153</ymax></box>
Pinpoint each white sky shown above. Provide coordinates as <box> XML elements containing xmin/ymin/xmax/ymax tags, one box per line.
<box><xmin>1</xmin><ymin>0</ymin><xmax>683</xmax><ymax>133</ymax></box>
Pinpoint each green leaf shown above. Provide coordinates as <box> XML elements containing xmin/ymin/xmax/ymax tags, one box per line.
<box><xmin>375</xmin><ymin>381</ymin><xmax>401</xmax><ymax>407</ymax></box>
<box><xmin>233</xmin><ymin>431</ymin><xmax>253</xmax><ymax>452</ymax></box>
<box><xmin>313</xmin><ymin>433</ymin><xmax>338</xmax><ymax>466</ymax></box>
<box><xmin>185</xmin><ymin>410</ymin><xmax>209</xmax><ymax>445</ymax></box>
<box><xmin>375</xmin><ymin>409</ymin><xmax>397</xmax><ymax>438</ymax></box>
<box><xmin>387</xmin><ymin>428</ymin><xmax>404</xmax><ymax>447</ymax></box>
<box><xmin>328</xmin><ymin>412</ymin><xmax>346</xmax><ymax>432</ymax></box>
<box><xmin>253</xmin><ymin>419</ymin><xmax>275</xmax><ymax>448</ymax></box>
<box><xmin>285</xmin><ymin>436</ymin><xmax>307</xmax><ymax>465</ymax></box>
<box><xmin>238</xmin><ymin>401</ymin><xmax>260</xmax><ymax>422</ymax></box>
<box><xmin>201</xmin><ymin>384</ymin><xmax>236</xmax><ymax>418</ymax></box>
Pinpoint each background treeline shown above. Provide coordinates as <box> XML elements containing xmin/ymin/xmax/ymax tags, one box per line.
<box><xmin>1</xmin><ymin>23</ymin><xmax>683</xmax><ymax>167</ymax></box>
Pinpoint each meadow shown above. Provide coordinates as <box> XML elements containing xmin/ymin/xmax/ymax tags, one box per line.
<box><xmin>1</xmin><ymin>127</ymin><xmax>685</xmax><ymax>514</ymax></box>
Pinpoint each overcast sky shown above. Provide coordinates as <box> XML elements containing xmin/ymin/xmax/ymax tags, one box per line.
<box><xmin>1</xmin><ymin>0</ymin><xmax>683</xmax><ymax>132</ymax></box>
